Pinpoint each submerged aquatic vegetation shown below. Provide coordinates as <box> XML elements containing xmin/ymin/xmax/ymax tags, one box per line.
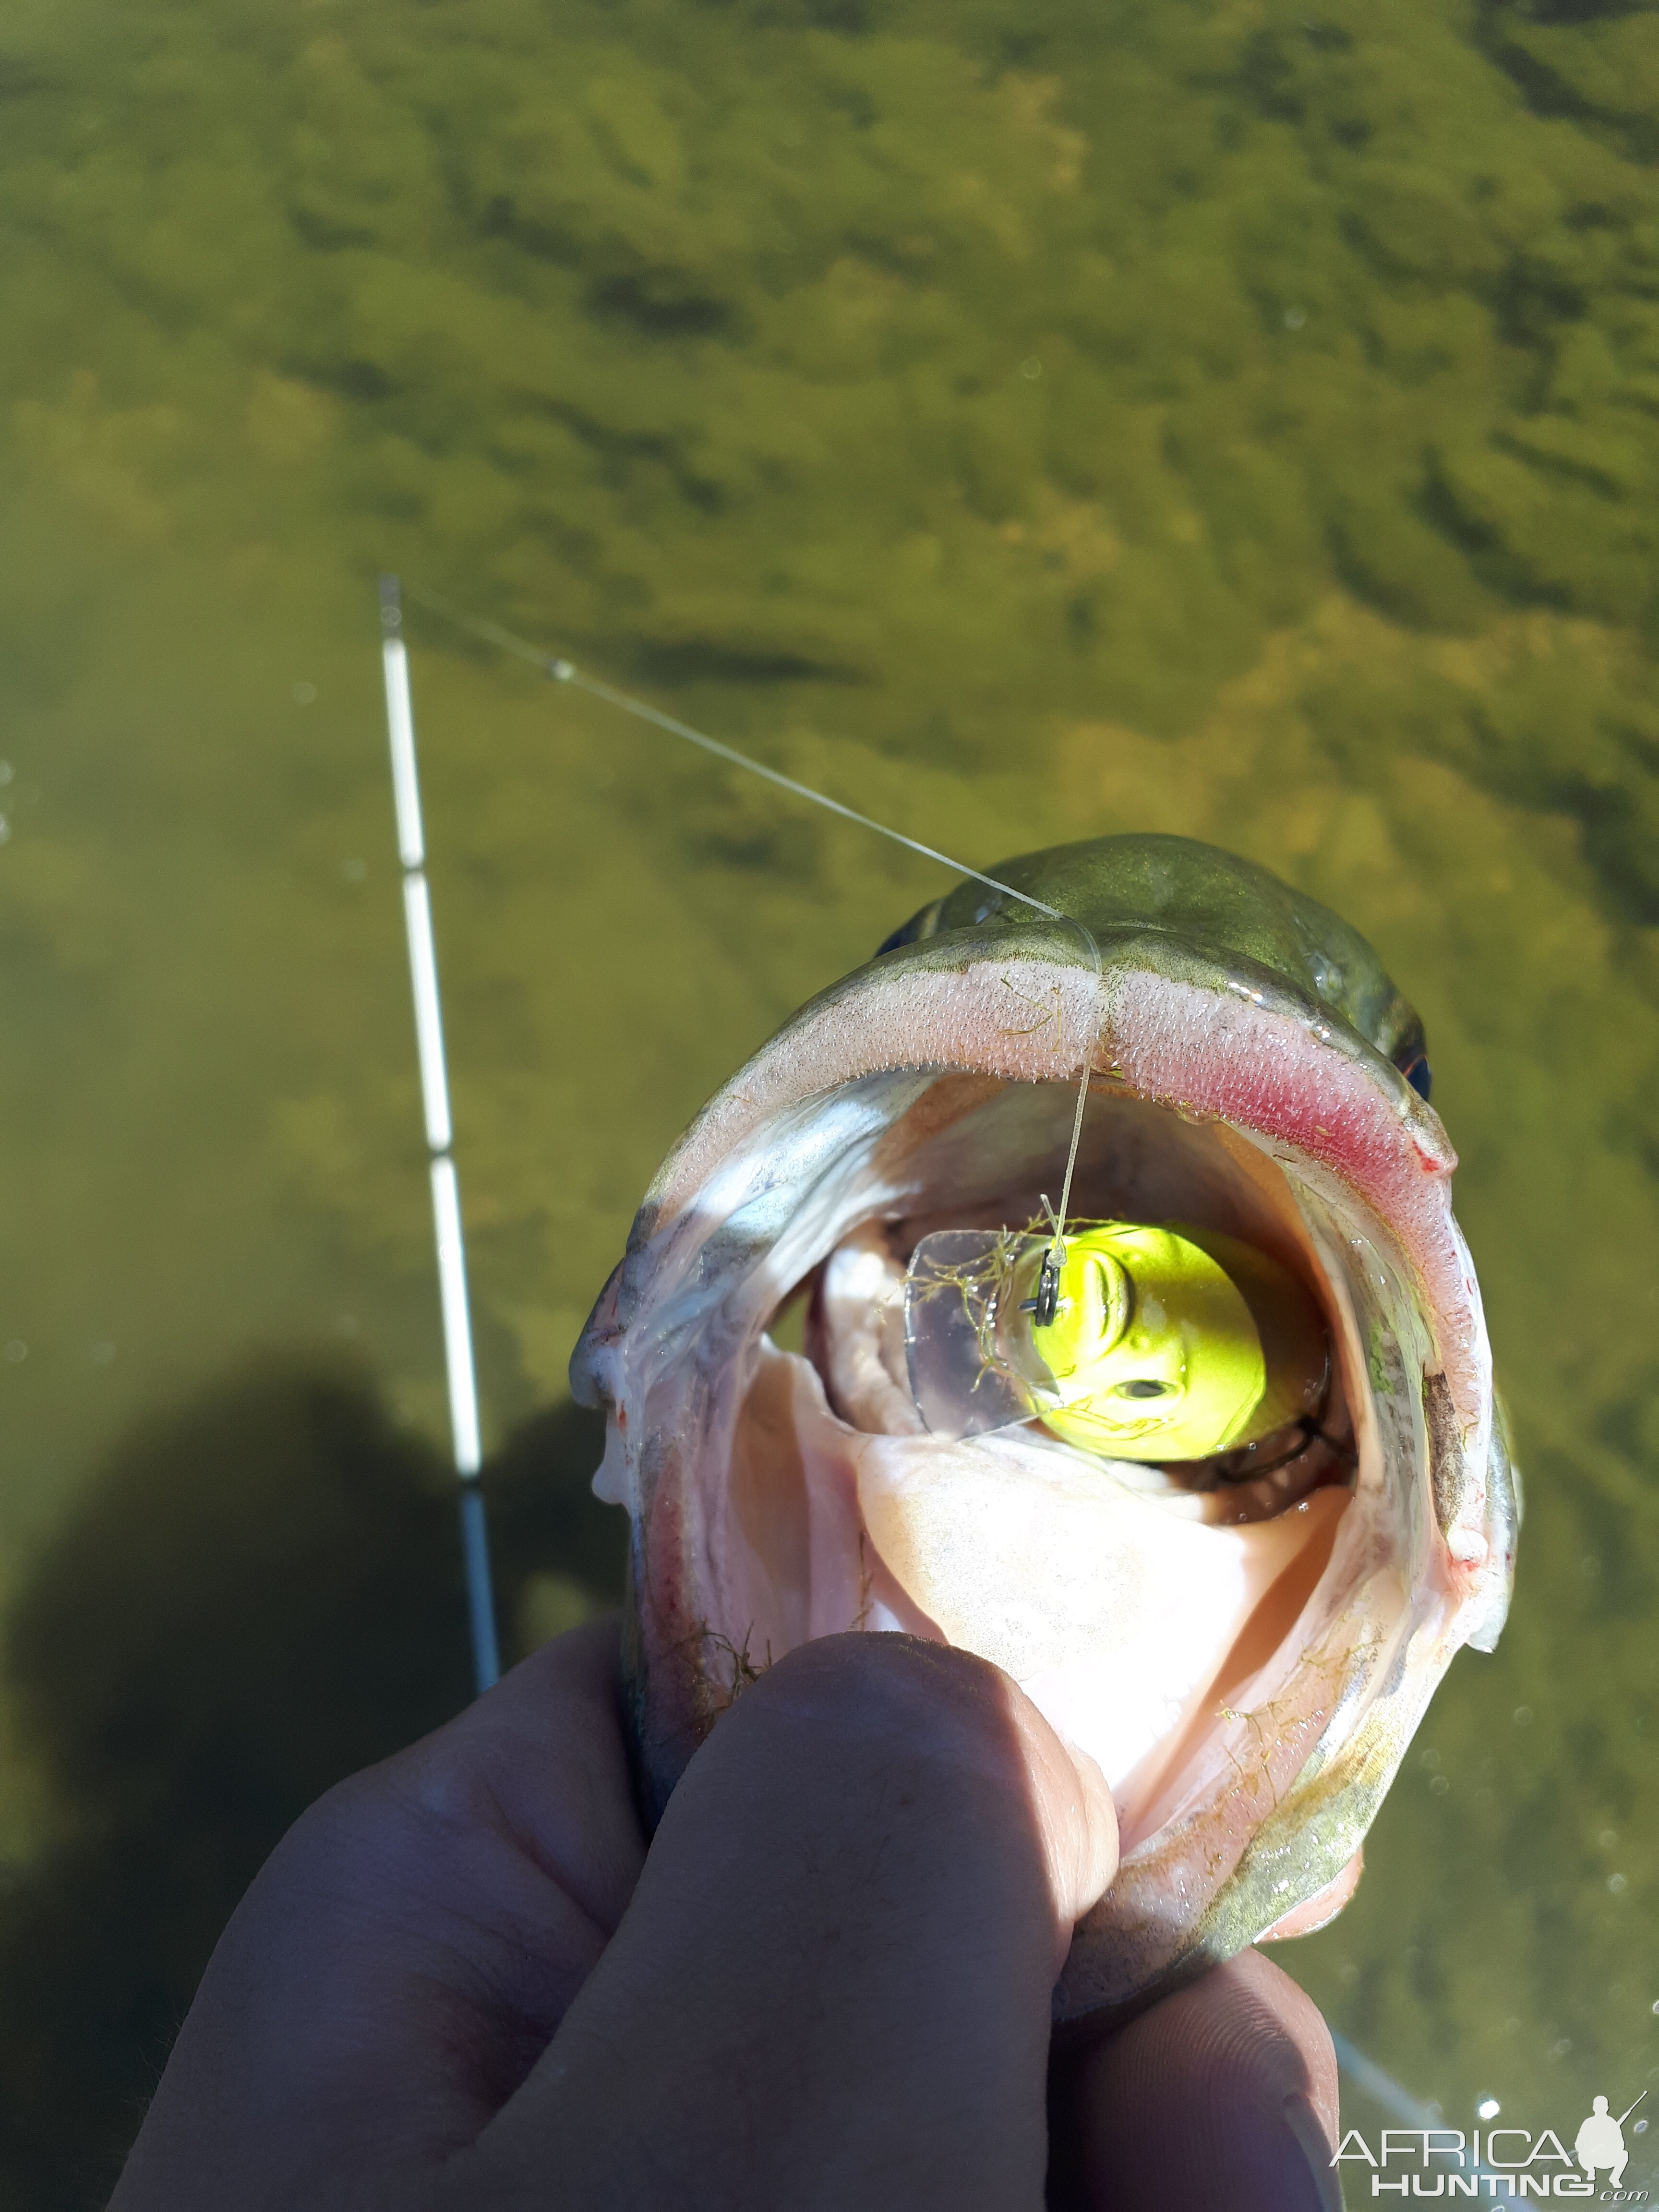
<box><xmin>4</xmin><ymin>0</ymin><xmax>1659</xmax><ymax>812</ymax></box>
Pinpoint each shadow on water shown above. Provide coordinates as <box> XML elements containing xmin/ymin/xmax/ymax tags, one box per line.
<box><xmin>0</xmin><ymin>1357</ymin><xmax>625</xmax><ymax>2212</ymax></box>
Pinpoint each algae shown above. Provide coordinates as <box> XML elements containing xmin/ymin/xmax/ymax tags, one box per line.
<box><xmin>0</xmin><ymin>0</ymin><xmax>1656</xmax><ymax>2199</ymax></box>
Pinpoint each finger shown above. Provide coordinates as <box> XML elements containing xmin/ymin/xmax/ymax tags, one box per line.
<box><xmin>1048</xmin><ymin>1946</ymin><xmax>1341</xmax><ymax>2212</ymax></box>
<box><xmin>378</xmin><ymin>1612</ymin><xmax>647</xmax><ymax>1945</ymax></box>
<box><xmin>111</xmin><ymin>1619</ymin><xmax>644</xmax><ymax>2212</ymax></box>
<box><xmin>462</xmin><ymin>1632</ymin><xmax>1118</xmax><ymax>2212</ymax></box>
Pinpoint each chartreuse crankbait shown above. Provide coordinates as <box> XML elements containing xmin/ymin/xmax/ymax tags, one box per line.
<box><xmin>902</xmin><ymin>1221</ymin><xmax>1329</xmax><ymax>1461</ymax></box>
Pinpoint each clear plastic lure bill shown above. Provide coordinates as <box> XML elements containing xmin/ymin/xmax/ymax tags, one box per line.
<box><xmin>902</xmin><ymin>1220</ymin><xmax>1330</xmax><ymax>1463</ymax></box>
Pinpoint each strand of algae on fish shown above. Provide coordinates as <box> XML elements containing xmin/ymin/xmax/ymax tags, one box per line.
<box><xmin>0</xmin><ymin>0</ymin><xmax>1656</xmax><ymax>2166</ymax></box>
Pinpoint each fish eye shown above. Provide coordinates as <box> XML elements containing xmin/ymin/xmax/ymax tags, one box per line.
<box><xmin>873</xmin><ymin>898</ymin><xmax>944</xmax><ymax>959</ymax></box>
<box><xmin>1116</xmin><ymin>1378</ymin><xmax>1173</xmax><ymax>1399</ymax></box>
<box><xmin>1399</xmin><ymin>1053</ymin><xmax>1432</xmax><ymax>1103</ymax></box>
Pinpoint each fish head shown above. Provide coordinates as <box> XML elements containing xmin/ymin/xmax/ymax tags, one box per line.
<box><xmin>573</xmin><ymin>831</ymin><xmax>1516</xmax><ymax>2022</ymax></box>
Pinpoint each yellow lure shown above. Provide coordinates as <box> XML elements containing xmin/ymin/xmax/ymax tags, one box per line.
<box><xmin>1022</xmin><ymin>1224</ymin><xmax>1323</xmax><ymax>1462</ymax></box>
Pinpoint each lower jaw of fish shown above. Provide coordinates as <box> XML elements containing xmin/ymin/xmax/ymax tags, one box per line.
<box><xmin>589</xmin><ymin>959</ymin><xmax>1494</xmax><ymax>2021</ymax></box>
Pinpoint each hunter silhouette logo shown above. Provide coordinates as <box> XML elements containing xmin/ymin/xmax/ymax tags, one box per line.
<box><xmin>1333</xmin><ymin>2088</ymin><xmax>1650</xmax><ymax>2198</ymax></box>
<box><xmin>1576</xmin><ymin>2096</ymin><xmax>1645</xmax><ymax>2192</ymax></box>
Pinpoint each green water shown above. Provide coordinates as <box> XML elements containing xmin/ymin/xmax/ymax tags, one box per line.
<box><xmin>1</xmin><ymin>0</ymin><xmax>1657</xmax><ymax>2198</ymax></box>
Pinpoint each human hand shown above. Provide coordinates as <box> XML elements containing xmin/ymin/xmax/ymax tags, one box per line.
<box><xmin>109</xmin><ymin>1623</ymin><xmax>1338</xmax><ymax>2211</ymax></box>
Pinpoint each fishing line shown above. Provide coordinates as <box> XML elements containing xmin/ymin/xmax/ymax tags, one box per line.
<box><xmin>402</xmin><ymin>579</ymin><xmax>1079</xmax><ymax>926</ymax></box>
<box><xmin>399</xmin><ymin>577</ymin><xmax>1102</xmax><ymax>1287</ymax></box>
<box><xmin>383</xmin><ymin>583</ymin><xmax>1515</xmax><ymax>2141</ymax></box>
<box><xmin>1034</xmin><ymin>1061</ymin><xmax>1095</xmax><ymax>1325</ymax></box>
<box><xmin>1327</xmin><ymin>2032</ymin><xmax>1527</xmax><ymax>2192</ymax></box>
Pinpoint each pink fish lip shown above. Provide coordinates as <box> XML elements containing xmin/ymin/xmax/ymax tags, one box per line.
<box><xmin>575</xmin><ymin>918</ymin><xmax>1515</xmax><ymax>2023</ymax></box>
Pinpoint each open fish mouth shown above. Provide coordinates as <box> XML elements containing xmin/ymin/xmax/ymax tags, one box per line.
<box><xmin>573</xmin><ymin>833</ymin><xmax>1517</xmax><ymax>2023</ymax></box>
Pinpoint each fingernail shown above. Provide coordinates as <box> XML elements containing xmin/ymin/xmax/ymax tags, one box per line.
<box><xmin>1283</xmin><ymin>2090</ymin><xmax>1344</xmax><ymax>2212</ymax></box>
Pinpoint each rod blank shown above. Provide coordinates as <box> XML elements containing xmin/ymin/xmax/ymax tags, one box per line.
<box><xmin>430</xmin><ymin>1154</ymin><xmax>482</xmax><ymax>1476</ymax></box>
<box><xmin>382</xmin><ymin>637</ymin><xmax>427</xmax><ymax>868</ymax></box>
<box><xmin>402</xmin><ymin>874</ymin><xmax>453</xmax><ymax>1153</ymax></box>
<box><xmin>379</xmin><ymin>575</ymin><xmax>500</xmax><ymax>1695</ymax></box>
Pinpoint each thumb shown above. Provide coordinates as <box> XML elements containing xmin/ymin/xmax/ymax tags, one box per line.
<box><xmin>456</xmin><ymin>1632</ymin><xmax>1118</xmax><ymax>2212</ymax></box>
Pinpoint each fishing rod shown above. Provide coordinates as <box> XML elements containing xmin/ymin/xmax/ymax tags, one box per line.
<box><xmin>380</xmin><ymin>577</ymin><xmax>1098</xmax><ymax>1694</ymax></box>
<box><xmin>378</xmin><ymin>575</ymin><xmax>500</xmax><ymax>1696</ymax></box>
<box><xmin>379</xmin><ymin>578</ymin><xmax>1085</xmax><ymax>1692</ymax></box>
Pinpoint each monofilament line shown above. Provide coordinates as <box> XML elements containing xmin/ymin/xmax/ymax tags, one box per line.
<box><xmin>1050</xmin><ymin>1053</ymin><xmax>1094</xmax><ymax>1252</ymax></box>
<box><xmin>1326</xmin><ymin>2032</ymin><xmax>1516</xmax><ymax>2191</ymax></box>
<box><xmin>402</xmin><ymin>578</ymin><xmax>1096</xmax><ymax>1299</ymax></box>
<box><xmin>402</xmin><ymin>581</ymin><xmax>1070</xmax><ymax>926</ymax></box>
<box><xmin>379</xmin><ymin>575</ymin><xmax>501</xmax><ymax>1697</ymax></box>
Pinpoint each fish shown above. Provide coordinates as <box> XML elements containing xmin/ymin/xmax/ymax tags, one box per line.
<box><xmin>572</xmin><ymin>830</ymin><xmax>1517</xmax><ymax>2022</ymax></box>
